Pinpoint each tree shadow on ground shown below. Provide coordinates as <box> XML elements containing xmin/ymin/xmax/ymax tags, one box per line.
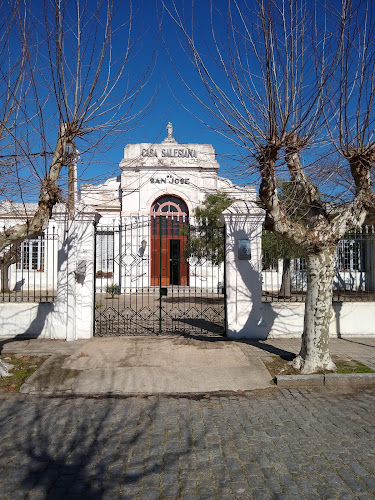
<box><xmin>338</xmin><ymin>337</ymin><xmax>375</xmax><ymax>349</ymax></box>
<box><xmin>0</xmin><ymin>331</ymin><xmax>42</xmax><ymax>356</ymax></box>
<box><xmin>172</xmin><ymin>317</ymin><xmax>225</xmax><ymax>336</ymax></box>
<box><xmin>1</xmin><ymin>395</ymin><xmax>192</xmax><ymax>499</ymax></box>
<box><xmin>242</xmin><ymin>340</ymin><xmax>296</xmax><ymax>360</ymax></box>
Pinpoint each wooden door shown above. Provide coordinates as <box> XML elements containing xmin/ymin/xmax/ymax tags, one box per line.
<box><xmin>150</xmin><ymin>196</ymin><xmax>189</xmax><ymax>286</ymax></box>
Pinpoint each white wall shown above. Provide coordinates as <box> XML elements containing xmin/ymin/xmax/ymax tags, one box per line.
<box><xmin>0</xmin><ymin>302</ymin><xmax>65</xmax><ymax>339</ymax></box>
<box><xmin>223</xmin><ymin>201</ymin><xmax>268</xmax><ymax>339</ymax></box>
<box><xmin>228</xmin><ymin>301</ymin><xmax>375</xmax><ymax>340</ymax></box>
<box><xmin>0</xmin><ymin>207</ymin><xmax>98</xmax><ymax>340</ymax></box>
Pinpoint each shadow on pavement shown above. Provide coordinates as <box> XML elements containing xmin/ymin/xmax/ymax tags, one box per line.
<box><xmin>339</xmin><ymin>337</ymin><xmax>375</xmax><ymax>349</ymax></box>
<box><xmin>242</xmin><ymin>340</ymin><xmax>296</xmax><ymax>360</ymax></box>
<box><xmin>2</xmin><ymin>396</ymin><xmax>191</xmax><ymax>498</ymax></box>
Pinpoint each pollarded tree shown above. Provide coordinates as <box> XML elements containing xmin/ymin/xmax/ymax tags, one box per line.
<box><xmin>163</xmin><ymin>0</ymin><xmax>375</xmax><ymax>373</ymax></box>
<box><xmin>0</xmin><ymin>0</ymin><xmax>153</xmax><ymax>376</ymax></box>
<box><xmin>262</xmin><ymin>179</ymin><xmax>311</xmax><ymax>298</ymax></box>
<box><xmin>0</xmin><ymin>0</ymin><xmax>154</xmax><ymax>252</ymax></box>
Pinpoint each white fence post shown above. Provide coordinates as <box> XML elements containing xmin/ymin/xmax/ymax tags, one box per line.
<box><xmin>53</xmin><ymin>206</ymin><xmax>99</xmax><ymax>340</ymax></box>
<box><xmin>222</xmin><ymin>201</ymin><xmax>268</xmax><ymax>339</ymax></box>
<box><xmin>70</xmin><ymin>208</ymin><xmax>100</xmax><ymax>340</ymax></box>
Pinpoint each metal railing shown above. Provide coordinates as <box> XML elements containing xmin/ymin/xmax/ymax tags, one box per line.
<box><xmin>0</xmin><ymin>226</ymin><xmax>58</xmax><ymax>302</ymax></box>
<box><xmin>262</xmin><ymin>226</ymin><xmax>375</xmax><ymax>302</ymax></box>
<box><xmin>94</xmin><ymin>218</ymin><xmax>226</xmax><ymax>336</ymax></box>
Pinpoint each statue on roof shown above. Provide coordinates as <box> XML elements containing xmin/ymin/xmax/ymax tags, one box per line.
<box><xmin>163</xmin><ymin>121</ymin><xmax>177</xmax><ymax>143</ymax></box>
<box><xmin>167</xmin><ymin>122</ymin><xmax>173</xmax><ymax>138</ymax></box>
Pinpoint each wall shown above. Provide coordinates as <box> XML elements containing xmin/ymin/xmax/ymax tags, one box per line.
<box><xmin>223</xmin><ymin>201</ymin><xmax>375</xmax><ymax>340</ymax></box>
<box><xmin>0</xmin><ymin>207</ymin><xmax>97</xmax><ymax>340</ymax></box>
<box><xmin>259</xmin><ymin>302</ymin><xmax>375</xmax><ymax>339</ymax></box>
<box><xmin>1</xmin><ymin>297</ymin><xmax>374</xmax><ymax>340</ymax></box>
<box><xmin>0</xmin><ymin>302</ymin><xmax>63</xmax><ymax>339</ymax></box>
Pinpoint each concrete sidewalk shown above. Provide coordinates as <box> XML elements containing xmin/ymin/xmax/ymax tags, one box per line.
<box><xmin>1</xmin><ymin>336</ymin><xmax>375</xmax><ymax>396</ymax></box>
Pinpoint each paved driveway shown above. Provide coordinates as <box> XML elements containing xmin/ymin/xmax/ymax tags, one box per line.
<box><xmin>0</xmin><ymin>389</ymin><xmax>374</xmax><ymax>499</ymax></box>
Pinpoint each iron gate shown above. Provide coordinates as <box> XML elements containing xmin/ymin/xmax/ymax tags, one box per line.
<box><xmin>94</xmin><ymin>216</ymin><xmax>226</xmax><ymax>336</ymax></box>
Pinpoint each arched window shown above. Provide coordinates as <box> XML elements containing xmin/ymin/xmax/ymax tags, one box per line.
<box><xmin>151</xmin><ymin>196</ymin><xmax>189</xmax><ymax>237</ymax></box>
<box><xmin>151</xmin><ymin>196</ymin><xmax>189</xmax><ymax>218</ymax></box>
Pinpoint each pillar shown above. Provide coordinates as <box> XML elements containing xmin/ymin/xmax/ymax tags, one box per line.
<box><xmin>53</xmin><ymin>206</ymin><xmax>99</xmax><ymax>340</ymax></box>
<box><xmin>222</xmin><ymin>200</ymin><xmax>269</xmax><ymax>339</ymax></box>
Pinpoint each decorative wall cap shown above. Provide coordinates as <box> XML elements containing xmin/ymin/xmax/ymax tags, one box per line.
<box><xmin>222</xmin><ymin>200</ymin><xmax>265</xmax><ymax>216</ymax></box>
<box><xmin>76</xmin><ymin>203</ymin><xmax>102</xmax><ymax>223</ymax></box>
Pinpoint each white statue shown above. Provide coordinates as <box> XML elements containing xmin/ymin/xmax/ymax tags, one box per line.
<box><xmin>167</xmin><ymin>122</ymin><xmax>173</xmax><ymax>138</ymax></box>
<box><xmin>163</xmin><ymin>121</ymin><xmax>176</xmax><ymax>143</ymax></box>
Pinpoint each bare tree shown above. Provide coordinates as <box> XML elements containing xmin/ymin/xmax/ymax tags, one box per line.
<box><xmin>0</xmin><ymin>0</ymin><xmax>153</xmax><ymax>252</ymax></box>
<box><xmin>0</xmin><ymin>0</ymin><xmax>153</xmax><ymax>375</ymax></box>
<box><xmin>163</xmin><ymin>0</ymin><xmax>375</xmax><ymax>372</ymax></box>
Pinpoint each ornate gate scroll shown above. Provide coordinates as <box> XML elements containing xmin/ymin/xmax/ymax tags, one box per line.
<box><xmin>94</xmin><ymin>215</ymin><xmax>226</xmax><ymax>337</ymax></box>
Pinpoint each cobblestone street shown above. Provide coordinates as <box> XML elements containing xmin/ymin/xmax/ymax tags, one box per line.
<box><xmin>0</xmin><ymin>389</ymin><xmax>374</xmax><ymax>500</ymax></box>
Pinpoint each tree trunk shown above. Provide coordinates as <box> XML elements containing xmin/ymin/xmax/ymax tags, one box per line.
<box><xmin>1</xmin><ymin>262</ymin><xmax>10</xmax><ymax>293</ymax></box>
<box><xmin>279</xmin><ymin>258</ymin><xmax>291</xmax><ymax>298</ymax></box>
<box><xmin>293</xmin><ymin>251</ymin><xmax>336</xmax><ymax>373</ymax></box>
<box><xmin>0</xmin><ymin>359</ymin><xmax>14</xmax><ymax>377</ymax></box>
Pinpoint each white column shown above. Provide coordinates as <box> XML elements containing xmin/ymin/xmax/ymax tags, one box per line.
<box><xmin>222</xmin><ymin>201</ymin><xmax>268</xmax><ymax>339</ymax></box>
<box><xmin>70</xmin><ymin>207</ymin><xmax>100</xmax><ymax>340</ymax></box>
<box><xmin>66</xmin><ymin>218</ymin><xmax>77</xmax><ymax>341</ymax></box>
<box><xmin>50</xmin><ymin>207</ymin><xmax>69</xmax><ymax>339</ymax></box>
<box><xmin>52</xmin><ymin>206</ymin><xmax>99</xmax><ymax>340</ymax></box>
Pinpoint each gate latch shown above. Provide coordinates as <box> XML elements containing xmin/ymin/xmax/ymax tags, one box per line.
<box><xmin>160</xmin><ymin>287</ymin><xmax>168</xmax><ymax>297</ymax></box>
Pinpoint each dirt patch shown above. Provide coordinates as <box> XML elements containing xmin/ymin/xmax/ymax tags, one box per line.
<box><xmin>265</xmin><ymin>354</ymin><xmax>375</xmax><ymax>380</ymax></box>
<box><xmin>0</xmin><ymin>354</ymin><xmax>49</xmax><ymax>392</ymax></box>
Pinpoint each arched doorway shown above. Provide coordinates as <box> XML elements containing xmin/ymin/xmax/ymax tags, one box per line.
<box><xmin>150</xmin><ymin>195</ymin><xmax>189</xmax><ymax>286</ymax></box>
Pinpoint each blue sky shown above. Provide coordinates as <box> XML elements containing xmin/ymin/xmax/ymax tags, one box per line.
<box><xmin>70</xmin><ymin>0</ymin><xmax>243</xmax><ymax>188</ymax></box>
<box><xmin>9</xmin><ymin>0</ymin><xmax>373</xmax><ymax>203</ymax></box>
<box><xmin>4</xmin><ymin>0</ymin><xmax>244</xmax><ymax>203</ymax></box>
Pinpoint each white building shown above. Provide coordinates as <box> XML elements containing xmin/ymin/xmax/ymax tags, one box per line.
<box><xmin>1</xmin><ymin>123</ymin><xmax>373</xmax><ymax>341</ymax></box>
<box><xmin>80</xmin><ymin>123</ymin><xmax>255</xmax><ymax>291</ymax></box>
<box><xmin>0</xmin><ymin>124</ymin><xmax>255</xmax><ymax>296</ymax></box>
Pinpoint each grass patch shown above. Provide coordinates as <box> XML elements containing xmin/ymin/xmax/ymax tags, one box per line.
<box><xmin>0</xmin><ymin>354</ymin><xmax>49</xmax><ymax>392</ymax></box>
<box><xmin>335</xmin><ymin>359</ymin><xmax>375</xmax><ymax>374</ymax></box>
<box><xmin>265</xmin><ymin>354</ymin><xmax>375</xmax><ymax>380</ymax></box>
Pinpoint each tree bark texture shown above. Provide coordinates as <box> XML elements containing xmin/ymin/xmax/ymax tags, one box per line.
<box><xmin>0</xmin><ymin>244</ymin><xmax>20</xmax><ymax>293</ymax></box>
<box><xmin>1</xmin><ymin>263</ymin><xmax>10</xmax><ymax>293</ymax></box>
<box><xmin>293</xmin><ymin>251</ymin><xmax>336</xmax><ymax>373</ymax></box>
<box><xmin>279</xmin><ymin>258</ymin><xmax>291</xmax><ymax>298</ymax></box>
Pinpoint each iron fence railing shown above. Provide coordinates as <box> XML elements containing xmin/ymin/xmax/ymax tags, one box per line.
<box><xmin>94</xmin><ymin>218</ymin><xmax>226</xmax><ymax>336</ymax></box>
<box><xmin>3</xmin><ymin>220</ymin><xmax>374</xmax><ymax>306</ymax></box>
<box><xmin>0</xmin><ymin>226</ymin><xmax>57</xmax><ymax>302</ymax></box>
<box><xmin>262</xmin><ymin>226</ymin><xmax>375</xmax><ymax>302</ymax></box>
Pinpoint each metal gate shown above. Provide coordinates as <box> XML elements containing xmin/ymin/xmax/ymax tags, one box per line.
<box><xmin>94</xmin><ymin>215</ymin><xmax>226</xmax><ymax>337</ymax></box>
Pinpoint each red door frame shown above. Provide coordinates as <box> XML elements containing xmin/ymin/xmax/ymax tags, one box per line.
<box><xmin>150</xmin><ymin>196</ymin><xmax>189</xmax><ymax>286</ymax></box>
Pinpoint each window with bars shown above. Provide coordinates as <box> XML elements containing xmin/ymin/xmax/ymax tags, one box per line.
<box><xmin>337</xmin><ymin>240</ymin><xmax>363</xmax><ymax>271</ymax></box>
<box><xmin>96</xmin><ymin>231</ymin><xmax>114</xmax><ymax>272</ymax></box>
<box><xmin>294</xmin><ymin>257</ymin><xmax>307</xmax><ymax>271</ymax></box>
<box><xmin>17</xmin><ymin>236</ymin><xmax>45</xmax><ymax>271</ymax></box>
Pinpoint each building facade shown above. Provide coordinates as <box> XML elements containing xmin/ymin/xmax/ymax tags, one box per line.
<box><xmin>1</xmin><ymin>124</ymin><xmax>375</xmax><ymax>340</ymax></box>
<box><xmin>80</xmin><ymin>123</ymin><xmax>255</xmax><ymax>291</ymax></box>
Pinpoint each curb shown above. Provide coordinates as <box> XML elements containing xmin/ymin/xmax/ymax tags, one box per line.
<box><xmin>276</xmin><ymin>373</ymin><xmax>375</xmax><ymax>388</ymax></box>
